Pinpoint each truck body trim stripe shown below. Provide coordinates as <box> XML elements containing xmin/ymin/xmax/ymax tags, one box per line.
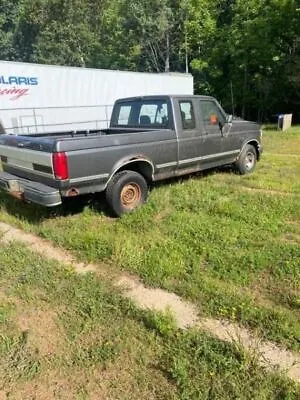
<box><xmin>69</xmin><ymin>173</ymin><xmax>109</xmax><ymax>184</ymax></box>
<box><xmin>2</xmin><ymin>162</ymin><xmax>54</xmax><ymax>178</ymax></box>
<box><xmin>157</xmin><ymin>161</ymin><xmax>177</xmax><ymax>169</ymax></box>
<box><xmin>178</xmin><ymin>150</ymin><xmax>240</xmax><ymax>166</ymax></box>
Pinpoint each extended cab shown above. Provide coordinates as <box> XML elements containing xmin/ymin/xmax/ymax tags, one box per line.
<box><xmin>0</xmin><ymin>95</ymin><xmax>262</xmax><ymax>216</ymax></box>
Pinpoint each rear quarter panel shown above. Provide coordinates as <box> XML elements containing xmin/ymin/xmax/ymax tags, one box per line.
<box><xmin>60</xmin><ymin>129</ymin><xmax>178</xmax><ymax>191</ymax></box>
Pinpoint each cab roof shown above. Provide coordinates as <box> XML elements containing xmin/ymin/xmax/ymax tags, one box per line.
<box><xmin>114</xmin><ymin>94</ymin><xmax>216</xmax><ymax>103</ymax></box>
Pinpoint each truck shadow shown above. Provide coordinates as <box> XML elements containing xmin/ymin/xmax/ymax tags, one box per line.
<box><xmin>0</xmin><ymin>191</ymin><xmax>109</xmax><ymax>225</ymax></box>
<box><xmin>152</xmin><ymin>164</ymin><xmax>235</xmax><ymax>189</ymax></box>
<box><xmin>0</xmin><ymin>166</ymin><xmax>234</xmax><ymax>225</ymax></box>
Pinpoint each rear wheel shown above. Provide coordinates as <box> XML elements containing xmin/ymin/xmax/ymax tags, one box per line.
<box><xmin>235</xmin><ymin>144</ymin><xmax>257</xmax><ymax>174</ymax></box>
<box><xmin>105</xmin><ymin>170</ymin><xmax>148</xmax><ymax>217</ymax></box>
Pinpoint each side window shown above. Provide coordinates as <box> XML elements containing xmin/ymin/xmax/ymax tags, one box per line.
<box><xmin>200</xmin><ymin>100</ymin><xmax>225</xmax><ymax>130</ymax></box>
<box><xmin>179</xmin><ymin>101</ymin><xmax>196</xmax><ymax>130</ymax></box>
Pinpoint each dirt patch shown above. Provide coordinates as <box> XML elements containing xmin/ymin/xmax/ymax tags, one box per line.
<box><xmin>89</xmin><ymin>362</ymin><xmax>175</xmax><ymax>400</ymax></box>
<box><xmin>117</xmin><ymin>275</ymin><xmax>198</xmax><ymax>329</ymax></box>
<box><xmin>117</xmin><ymin>276</ymin><xmax>300</xmax><ymax>382</ymax></box>
<box><xmin>152</xmin><ymin>208</ymin><xmax>173</xmax><ymax>223</ymax></box>
<box><xmin>1</xmin><ymin>221</ymin><xmax>300</xmax><ymax>383</ymax></box>
<box><xmin>0</xmin><ymin>288</ymin><xmax>9</xmax><ymax>302</ymax></box>
<box><xmin>199</xmin><ymin>318</ymin><xmax>300</xmax><ymax>382</ymax></box>
<box><xmin>16</xmin><ymin>308</ymin><xmax>64</xmax><ymax>358</ymax></box>
<box><xmin>87</xmin><ymin>331</ymin><xmax>177</xmax><ymax>400</ymax></box>
<box><xmin>287</xmin><ymin>220</ymin><xmax>300</xmax><ymax>228</ymax></box>
<box><xmin>6</xmin><ymin>353</ymin><xmax>175</xmax><ymax>400</ymax></box>
<box><xmin>281</xmin><ymin>233</ymin><xmax>300</xmax><ymax>245</ymax></box>
<box><xmin>3</xmin><ymin>370</ymin><xmax>99</xmax><ymax>400</ymax></box>
<box><xmin>0</xmin><ymin>221</ymin><xmax>97</xmax><ymax>275</ymax></box>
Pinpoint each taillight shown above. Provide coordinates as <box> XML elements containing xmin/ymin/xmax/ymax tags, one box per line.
<box><xmin>52</xmin><ymin>152</ymin><xmax>69</xmax><ymax>180</ymax></box>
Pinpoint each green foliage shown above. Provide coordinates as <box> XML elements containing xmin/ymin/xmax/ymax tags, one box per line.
<box><xmin>0</xmin><ymin>0</ymin><xmax>21</xmax><ymax>60</ymax></box>
<box><xmin>161</xmin><ymin>330</ymin><xmax>300</xmax><ymax>400</ymax></box>
<box><xmin>1</xmin><ymin>0</ymin><xmax>299</xmax><ymax>120</ymax></box>
<box><xmin>140</xmin><ymin>309</ymin><xmax>178</xmax><ymax>337</ymax></box>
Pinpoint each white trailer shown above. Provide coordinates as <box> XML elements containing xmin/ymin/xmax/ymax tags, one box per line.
<box><xmin>0</xmin><ymin>61</ymin><xmax>193</xmax><ymax>134</ymax></box>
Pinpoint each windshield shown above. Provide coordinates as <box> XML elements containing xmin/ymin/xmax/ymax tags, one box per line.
<box><xmin>111</xmin><ymin>99</ymin><xmax>171</xmax><ymax>128</ymax></box>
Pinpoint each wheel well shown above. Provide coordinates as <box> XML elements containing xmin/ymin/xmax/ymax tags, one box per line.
<box><xmin>247</xmin><ymin>141</ymin><xmax>260</xmax><ymax>161</ymax></box>
<box><xmin>114</xmin><ymin>160</ymin><xmax>154</xmax><ymax>183</ymax></box>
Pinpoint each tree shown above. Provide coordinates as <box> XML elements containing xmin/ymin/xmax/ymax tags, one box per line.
<box><xmin>121</xmin><ymin>0</ymin><xmax>176</xmax><ymax>72</ymax></box>
<box><xmin>181</xmin><ymin>0</ymin><xmax>219</xmax><ymax>94</ymax></box>
<box><xmin>0</xmin><ymin>0</ymin><xmax>299</xmax><ymax>121</ymax></box>
<box><xmin>0</xmin><ymin>0</ymin><xmax>21</xmax><ymax>60</ymax></box>
<box><xmin>88</xmin><ymin>0</ymin><xmax>142</xmax><ymax>71</ymax></box>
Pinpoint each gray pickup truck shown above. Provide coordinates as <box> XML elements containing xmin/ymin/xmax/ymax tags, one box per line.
<box><xmin>0</xmin><ymin>95</ymin><xmax>262</xmax><ymax>216</ymax></box>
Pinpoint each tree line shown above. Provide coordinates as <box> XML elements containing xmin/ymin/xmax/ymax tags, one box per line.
<box><xmin>1</xmin><ymin>0</ymin><xmax>299</xmax><ymax>122</ymax></box>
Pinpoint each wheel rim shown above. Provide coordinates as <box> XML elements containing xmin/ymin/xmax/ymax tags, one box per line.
<box><xmin>245</xmin><ymin>152</ymin><xmax>255</xmax><ymax>171</ymax></box>
<box><xmin>120</xmin><ymin>183</ymin><xmax>142</xmax><ymax>209</ymax></box>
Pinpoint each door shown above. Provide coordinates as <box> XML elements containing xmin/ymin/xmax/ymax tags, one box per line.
<box><xmin>176</xmin><ymin>98</ymin><xmax>224</xmax><ymax>172</ymax></box>
<box><xmin>198</xmin><ymin>99</ymin><xmax>238</xmax><ymax>166</ymax></box>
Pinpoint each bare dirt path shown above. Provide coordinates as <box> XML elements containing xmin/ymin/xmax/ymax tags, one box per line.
<box><xmin>1</xmin><ymin>221</ymin><xmax>299</xmax><ymax>382</ymax></box>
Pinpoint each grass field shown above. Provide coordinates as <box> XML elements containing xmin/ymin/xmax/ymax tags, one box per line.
<box><xmin>0</xmin><ymin>126</ymin><xmax>299</xmax><ymax>359</ymax></box>
<box><xmin>1</xmin><ymin>244</ymin><xmax>300</xmax><ymax>399</ymax></box>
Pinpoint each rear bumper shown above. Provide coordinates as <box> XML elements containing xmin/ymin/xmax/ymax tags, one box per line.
<box><xmin>0</xmin><ymin>171</ymin><xmax>62</xmax><ymax>207</ymax></box>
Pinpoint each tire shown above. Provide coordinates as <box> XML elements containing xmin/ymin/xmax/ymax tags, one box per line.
<box><xmin>105</xmin><ymin>170</ymin><xmax>148</xmax><ymax>217</ymax></box>
<box><xmin>234</xmin><ymin>144</ymin><xmax>257</xmax><ymax>175</ymax></box>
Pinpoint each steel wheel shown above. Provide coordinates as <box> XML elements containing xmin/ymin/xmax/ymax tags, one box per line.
<box><xmin>234</xmin><ymin>144</ymin><xmax>257</xmax><ymax>175</ymax></box>
<box><xmin>245</xmin><ymin>151</ymin><xmax>255</xmax><ymax>171</ymax></box>
<box><xmin>120</xmin><ymin>183</ymin><xmax>142</xmax><ymax>210</ymax></box>
<box><xmin>105</xmin><ymin>170</ymin><xmax>148</xmax><ymax>217</ymax></box>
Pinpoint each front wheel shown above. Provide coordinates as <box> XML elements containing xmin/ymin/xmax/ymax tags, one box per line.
<box><xmin>105</xmin><ymin>170</ymin><xmax>148</xmax><ymax>217</ymax></box>
<box><xmin>234</xmin><ymin>144</ymin><xmax>257</xmax><ymax>175</ymax></box>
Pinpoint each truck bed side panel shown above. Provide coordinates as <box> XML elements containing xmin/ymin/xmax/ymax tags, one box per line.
<box><xmin>65</xmin><ymin>130</ymin><xmax>178</xmax><ymax>190</ymax></box>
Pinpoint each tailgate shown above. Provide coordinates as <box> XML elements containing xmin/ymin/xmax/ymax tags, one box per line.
<box><xmin>0</xmin><ymin>135</ymin><xmax>54</xmax><ymax>182</ymax></box>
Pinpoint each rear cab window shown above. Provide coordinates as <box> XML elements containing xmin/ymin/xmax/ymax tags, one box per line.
<box><xmin>111</xmin><ymin>98</ymin><xmax>171</xmax><ymax>129</ymax></box>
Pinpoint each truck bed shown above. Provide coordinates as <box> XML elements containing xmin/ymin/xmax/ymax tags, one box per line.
<box><xmin>0</xmin><ymin>125</ymin><xmax>177</xmax><ymax>194</ymax></box>
<box><xmin>16</xmin><ymin>127</ymin><xmax>162</xmax><ymax>140</ymax></box>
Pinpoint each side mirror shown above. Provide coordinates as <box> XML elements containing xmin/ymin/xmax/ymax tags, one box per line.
<box><xmin>227</xmin><ymin>114</ymin><xmax>233</xmax><ymax>124</ymax></box>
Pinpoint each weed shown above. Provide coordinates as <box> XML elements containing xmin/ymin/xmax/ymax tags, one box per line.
<box><xmin>0</xmin><ymin>332</ymin><xmax>41</xmax><ymax>387</ymax></box>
